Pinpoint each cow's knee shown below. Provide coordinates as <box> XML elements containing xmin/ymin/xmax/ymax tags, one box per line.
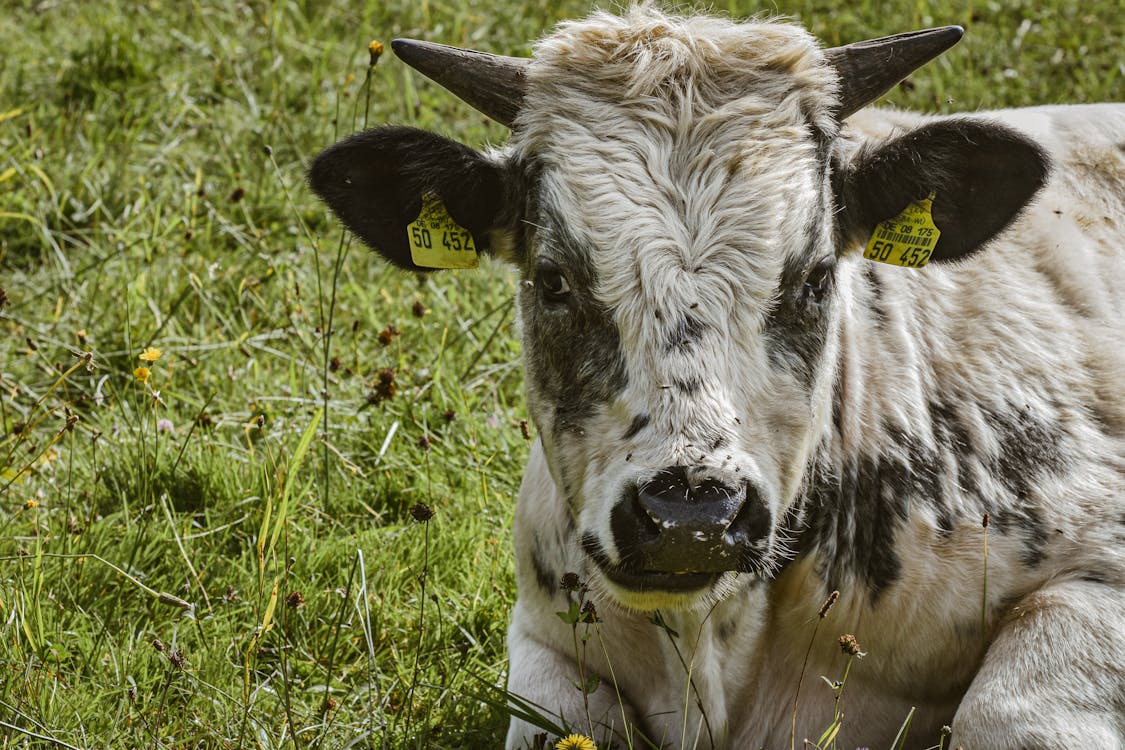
<box><xmin>953</xmin><ymin>580</ymin><xmax>1125</xmax><ymax>750</ymax></box>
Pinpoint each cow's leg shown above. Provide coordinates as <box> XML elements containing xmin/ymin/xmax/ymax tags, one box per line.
<box><xmin>952</xmin><ymin>579</ymin><xmax>1125</xmax><ymax>749</ymax></box>
<box><xmin>505</xmin><ymin>602</ymin><xmax>640</xmax><ymax>750</ymax></box>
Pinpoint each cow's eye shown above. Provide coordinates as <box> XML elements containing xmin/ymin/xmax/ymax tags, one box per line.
<box><xmin>535</xmin><ymin>258</ymin><xmax>571</xmax><ymax>302</ymax></box>
<box><xmin>800</xmin><ymin>256</ymin><xmax>835</xmax><ymax>306</ymax></box>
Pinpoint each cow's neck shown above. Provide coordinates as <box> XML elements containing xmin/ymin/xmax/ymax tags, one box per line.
<box><xmin>792</xmin><ymin>260</ymin><xmax>951</xmax><ymax>600</ymax></box>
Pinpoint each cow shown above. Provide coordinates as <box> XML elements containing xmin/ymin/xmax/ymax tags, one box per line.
<box><xmin>308</xmin><ymin>6</ymin><xmax>1125</xmax><ymax>749</ymax></box>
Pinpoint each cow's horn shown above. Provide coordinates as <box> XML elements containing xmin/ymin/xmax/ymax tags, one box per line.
<box><xmin>391</xmin><ymin>39</ymin><xmax>529</xmax><ymax>128</ymax></box>
<box><xmin>825</xmin><ymin>26</ymin><xmax>964</xmax><ymax>121</ymax></box>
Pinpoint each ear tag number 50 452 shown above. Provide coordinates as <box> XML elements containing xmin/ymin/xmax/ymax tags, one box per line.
<box><xmin>864</xmin><ymin>194</ymin><xmax>941</xmax><ymax>269</ymax></box>
<box><xmin>407</xmin><ymin>193</ymin><xmax>479</xmax><ymax>269</ymax></box>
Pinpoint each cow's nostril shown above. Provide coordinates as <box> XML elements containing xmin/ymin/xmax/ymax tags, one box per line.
<box><xmin>624</xmin><ymin>482</ymin><xmax>660</xmax><ymax>541</ymax></box>
<box><xmin>724</xmin><ymin>484</ymin><xmax>772</xmax><ymax>545</ymax></box>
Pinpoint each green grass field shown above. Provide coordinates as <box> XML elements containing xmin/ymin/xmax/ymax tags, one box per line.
<box><xmin>0</xmin><ymin>1</ymin><xmax>1120</xmax><ymax>748</ymax></box>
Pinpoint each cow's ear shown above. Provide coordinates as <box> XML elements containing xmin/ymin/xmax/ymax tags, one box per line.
<box><xmin>308</xmin><ymin>126</ymin><xmax>512</xmax><ymax>270</ymax></box>
<box><xmin>834</xmin><ymin>120</ymin><xmax>1049</xmax><ymax>263</ymax></box>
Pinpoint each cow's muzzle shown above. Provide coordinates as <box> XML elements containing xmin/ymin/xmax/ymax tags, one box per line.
<box><xmin>602</xmin><ymin>466</ymin><xmax>772</xmax><ymax>591</ymax></box>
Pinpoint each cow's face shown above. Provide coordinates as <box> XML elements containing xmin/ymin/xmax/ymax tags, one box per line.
<box><xmin>507</xmin><ymin>15</ymin><xmax>842</xmax><ymax>610</ymax></box>
<box><xmin>309</xmin><ymin>8</ymin><xmax>1047</xmax><ymax>611</ymax></box>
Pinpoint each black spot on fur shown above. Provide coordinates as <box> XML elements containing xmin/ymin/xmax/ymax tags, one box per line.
<box><xmin>763</xmin><ymin>253</ymin><xmax>835</xmax><ymax>389</ymax></box>
<box><xmin>1078</xmin><ymin>570</ymin><xmax>1109</xmax><ymax>585</ymax></box>
<box><xmin>803</xmin><ymin>428</ymin><xmax>940</xmax><ymax>601</ymax></box>
<box><xmin>623</xmin><ymin>413</ymin><xmax>650</xmax><ymax>440</ymax></box>
<box><xmin>673</xmin><ymin>377</ymin><xmax>701</xmax><ymax>396</ymax></box>
<box><xmin>665</xmin><ymin>314</ymin><xmax>706</xmax><ymax>353</ymax></box>
<box><xmin>529</xmin><ymin>534</ymin><xmax>556</xmax><ymax>596</ymax></box>
<box><xmin>986</xmin><ymin>404</ymin><xmax>1068</xmax><ymax>499</ymax></box>
<box><xmin>984</xmin><ymin>404</ymin><xmax>1066</xmax><ymax>567</ymax></box>
<box><xmin>521</xmin><ymin>201</ymin><xmax>628</xmax><ymax>434</ymax></box>
<box><xmin>928</xmin><ymin>398</ymin><xmax>980</xmax><ymax>534</ymax></box>
<box><xmin>802</xmin><ymin>399</ymin><xmax>1071</xmax><ymax>598</ymax></box>
<box><xmin>863</xmin><ymin>264</ymin><xmax>887</xmax><ymax>329</ymax></box>
<box><xmin>716</xmin><ymin>619</ymin><xmax>735</xmax><ymax>646</ymax></box>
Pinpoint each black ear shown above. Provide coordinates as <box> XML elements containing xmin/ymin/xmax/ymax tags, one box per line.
<box><xmin>307</xmin><ymin>126</ymin><xmax>509</xmax><ymax>270</ymax></box>
<box><xmin>835</xmin><ymin>119</ymin><xmax>1050</xmax><ymax>263</ymax></box>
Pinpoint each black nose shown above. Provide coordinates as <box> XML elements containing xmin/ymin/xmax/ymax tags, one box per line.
<box><xmin>610</xmin><ymin>466</ymin><xmax>772</xmax><ymax>574</ymax></box>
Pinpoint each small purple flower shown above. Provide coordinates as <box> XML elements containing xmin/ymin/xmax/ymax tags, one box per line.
<box><xmin>157</xmin><ymin>418</ymin><xmax>174</xmax><ymax>433</ymax></box>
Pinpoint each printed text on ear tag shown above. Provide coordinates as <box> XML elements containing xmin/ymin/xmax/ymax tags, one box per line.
<box><xmin>863</xmin><ymin>194</ymin><xmax>941</xmax><ymax>268</ymax></box>
<box><xmin>407</xmin><ymin>193</ymin><xmax>479</xmax><ymax>269</ymax></box>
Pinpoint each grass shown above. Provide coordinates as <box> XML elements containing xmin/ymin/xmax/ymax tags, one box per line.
<box><xmin>0</xmin><ymin>1</ymin><xmax>1120</xmax><ymax>748</ymax></box>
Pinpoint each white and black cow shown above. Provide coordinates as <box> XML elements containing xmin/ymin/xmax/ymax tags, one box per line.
<box><xmin>310</xmin><ymin>7</ymin><xmax>1125</xmax><ymax>749</ymax></box>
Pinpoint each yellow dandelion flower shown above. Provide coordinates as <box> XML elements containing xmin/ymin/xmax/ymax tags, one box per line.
<box><xmin>25</xmin><ymin>499</ymin><xmax>38</xmax><ymax>509</ymax></box>
<box><xmin>556</xmin><ymin>735</ymin><xmax>597</xmax><ymax>750</ymax></box>
<box><xmin>139</xmin><ymin>347</ymin><xmax>163</xmax><ymax>362</ymax></box>
<box><xmin>134</xmin><ymin>366</ymin><xmax>150</xmax><ymax>383</ymax></box>
<box><xmin>368</xmin><ymin>40</ymin><xmax>384</xmax><ymax>66</ymax></box>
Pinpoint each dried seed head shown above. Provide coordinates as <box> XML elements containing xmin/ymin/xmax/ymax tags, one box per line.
<box><xmin>519</xmin><ymin>419</ymin><xmax>531</xmax><ymax>440</ymax></box>
<box><xmin>838</xmin><ymin>633</ymin><xmax>865</xmax><ymax>657</ymax></box>
<box><xmin>580</xmin><ymin>600</ymin><xmax>599</xmax><ymax>623</ymax></box>
<box><xmin>377</xmin><ymin>324</ymin><xmax>399</xmax><ymax>346</ymax></box>
<box><xmin>412</xmin><ymin>300</ymin><xmax>428</xmax><ymax>318</ymax></box>
<box><xmin>417</xmin><ymin>433</ymin><xmax>432</xmax><ymax>451</ymax></box>
<box><xmin>285</xmin><ymin>591</ymin><xmax>305</xmax><ymax>609</ymax></box>
<box><xmin>0</xmin><ymin>287</ymin><xmax>9</xmax><ymax>310</ymax></box>
<box><xmin>152</xmin><ymin>638</ymin><xmax>165</xmax><ymax>653</ymax></box>
<box><xmin>367</xmin><ymin>368</ymin><xmax>397</xmax><ymax>405</ymax></box>
<box><xmin>409</xmin><ymin>503</ymin><xmax>434</xmax><ymax>523</ymax></box>
<box><xmin>560</xmin><ymin>572</ymin><xmax>581</xmax><ymax>592</ymax></box>
<box><xmin>982</xmin><ymin>512</ymin><xmax>991</xmax><ymax>529</ymax></box>
<box><xmin>818</xmin><ymin>590</ymin><xmax>840</xmax><ymax>619</ymax></box>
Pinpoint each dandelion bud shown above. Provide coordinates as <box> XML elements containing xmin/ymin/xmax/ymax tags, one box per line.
<box><xmin>368</xmin><ymin>40</ymin><xmax>384</xmax><ymax>67</ymax></box>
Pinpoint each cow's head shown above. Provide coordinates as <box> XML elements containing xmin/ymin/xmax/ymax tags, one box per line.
<box><xmin>310</xmin><ymin>8</ymin><xmax>1048</xmax><ymax>611</ymax></box>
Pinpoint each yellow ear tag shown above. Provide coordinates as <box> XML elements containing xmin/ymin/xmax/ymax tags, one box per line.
<box><xmin>407</xmin><ymin>193</ymin><xmax>479</xmax><ymax>269</ymax></box>
<box><xmin>863</xmin><ymin>194</ymin><xmax>941</xmax><ymax>268</ymax></box>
